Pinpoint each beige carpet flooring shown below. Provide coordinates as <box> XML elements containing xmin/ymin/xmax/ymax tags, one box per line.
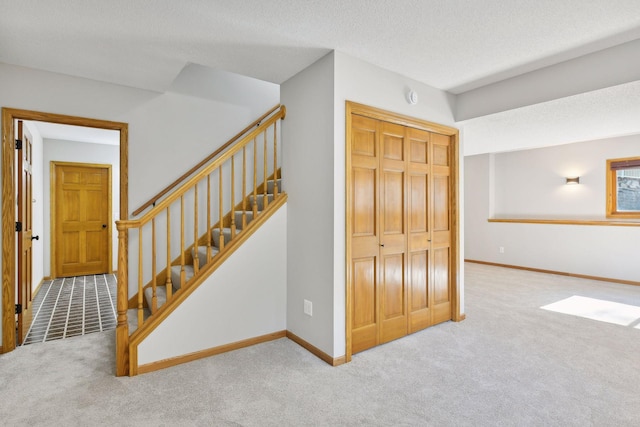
<box><xmin>0</xmin><ymin>262</ymin><xmax>638</xmax><ymax>426</ymax></box>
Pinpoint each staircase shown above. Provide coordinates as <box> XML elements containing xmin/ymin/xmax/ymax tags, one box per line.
<box><xmin>115</xmin><ymin>105</ymin><xmax>286</xmax><ymax>376</ymax></box>
<box><xmin>142</xmin><ymin>179</ymin><xmax>280</xmax><ymax>314</ymax></box>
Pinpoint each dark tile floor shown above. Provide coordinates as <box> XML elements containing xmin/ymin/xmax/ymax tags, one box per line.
<box><xmin>22</xmin><ymin>274</ymin><xmax>117</xmax><ymax>345</ymax></box>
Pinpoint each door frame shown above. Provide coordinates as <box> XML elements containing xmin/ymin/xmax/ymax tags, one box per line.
<box><xmin>345</xmin><ymin>101</ymin><xmax>462</xmax><ymax>362</ymax></box>
<box><xmin>50</xmin><ymin>161</ymin><xmax>113</xmax><ymax>278</ymax></box>
<box><xmin>1</xmin><ymin>108</ymin><xmax>128</xmax><ymax>353</ymax></box>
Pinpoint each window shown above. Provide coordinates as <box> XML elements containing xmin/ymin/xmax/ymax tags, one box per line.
<box><xmin>607</xmin><ymin>156</ymin><xmax>640</xmax><ymax>218</ymax></box>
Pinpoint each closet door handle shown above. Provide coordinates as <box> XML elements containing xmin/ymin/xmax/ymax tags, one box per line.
<box><xmin>380</xmin><ymin>244</ymin><xmax>385</xmax><ymax>247</ymax></box>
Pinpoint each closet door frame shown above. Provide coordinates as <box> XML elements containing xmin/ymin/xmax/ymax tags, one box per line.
<box><xmin>345</xmin><ymin>101</ymin><xmax>462</xmax><ymax>362</ymax></box>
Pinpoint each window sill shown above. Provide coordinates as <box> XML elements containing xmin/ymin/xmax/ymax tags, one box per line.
<box><xmin>488</xmin><ymin>217</ymin><xmax>640</xmax><ymax>227</ymax></box>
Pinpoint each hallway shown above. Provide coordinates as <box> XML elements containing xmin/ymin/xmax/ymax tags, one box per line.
<box><xmin>23</xmin><ymin>274</ymin><xmax>117</xmax><ymax>345</ymax></box>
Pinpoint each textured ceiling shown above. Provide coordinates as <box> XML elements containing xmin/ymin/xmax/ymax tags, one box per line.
<box><xmin>1</xmin><ymin>0</ymin><xmax>639</xmax><ymax>93</ymax></box>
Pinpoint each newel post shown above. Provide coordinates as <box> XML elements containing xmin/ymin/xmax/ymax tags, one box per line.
<box><xmin>115</xmin><ymin>221</ymin><xmax>130</xmax><ymax>376</ymax></box>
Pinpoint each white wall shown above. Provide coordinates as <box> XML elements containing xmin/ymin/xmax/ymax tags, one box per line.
<box><xmin>334</xmin><ymin>52</ymin><xmax>463</xmax><ymax>356</ymax></box>
<box><xmin>0</xmin><ymin>62</ymin><xmax>279</xmax><ymax>341</ymax></box>
<box><xmin>281</xmin><ymin>52</ymin><xmax>336</xmax><ymax>357</ymax></box>
<box><xmin>137</xmin><ymin>204</ymin><xmax>287</xmax><ymax>366</ymax></box>
<box><xmin>465</xmin><ymin>134</ymin><xmax>640</xmax><ymax>282</ymax></box>
<box><xmin>43</xmin><ymin>139</ymin><xmax>120</xmax><ymax>275</ymax></box>
<box><xmin>22</xmin><ymin>122</ymin><xmax>45</xmax><ymax>293</ymax></box>
<box><xmin>282</xmin><ymin>51</ymin><xmax>462</xmax><ymax>359</ymax></box>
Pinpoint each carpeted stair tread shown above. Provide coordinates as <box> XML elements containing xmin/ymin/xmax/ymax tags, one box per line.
<box><xmin>143</xmin><ymin>285</ymin><xmax>167</xmax><ymax>313</ymax></box>
<box><xmin>171</xmin><ymin>264</ymin><xmax>194</xmax><ymax>290</ymax></box>
<box><xmin>192</xmin><ymin>245</ymin><xmax>220</xmax><ymax>268</ymax></box>
<box><xmin>211</xmin><ymin>227</ymin><xmax>239</xmax><ymax>248</ymax></box>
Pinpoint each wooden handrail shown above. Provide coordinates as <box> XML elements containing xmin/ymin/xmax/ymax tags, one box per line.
<box><xmin>121</xmin><ymin>105</ymin><xmax>286</xmax><ymax>228</ymax></box>
<box><xmin>131</xmin><ymin>104</ymin><xmax>282</xmax><ymax>216</ymax></box>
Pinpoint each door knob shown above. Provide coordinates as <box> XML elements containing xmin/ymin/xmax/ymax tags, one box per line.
<box><xmin>31</xmin><ymin>235</ymin><xmax>39</xmax><ymax>241</ymax></box>
<box><xmin>380</xmin><ymin>244</ymin><xmax>385</xmax><ymax>247</ymax></box>
<box><xmin>102</xmin><ymin>224</ymin><xmax>107</xmax><ymax>229</ymax></box>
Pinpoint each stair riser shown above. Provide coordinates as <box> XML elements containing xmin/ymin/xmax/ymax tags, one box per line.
<box><xmin>266</xmin><ymin>179</ymin><xmax>281</xmax><ymax>194</ymax></box>
<box><xmin>212</xmin><ymin>228</ymin><xmax>233</xmax><ymax>248</ymax></box>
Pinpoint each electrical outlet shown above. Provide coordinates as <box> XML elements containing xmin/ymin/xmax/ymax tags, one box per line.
<box><xmin>304</xmin><ymin>299</ymin><xmax>313</xmax><ymax>316</ymax></box>
<box><xmin>499</xmin><ymin>246</ymin><xmax>505</xmax><ymax>254</ymax></box>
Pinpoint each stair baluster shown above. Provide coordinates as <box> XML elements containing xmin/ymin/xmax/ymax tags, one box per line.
<box><xmin>242</xmin><ymin>146</ymin><xmax>247</xmax><ymax>230</ymax></box>
<box><xmin>273</xmin><ymin>124</ymin><xmax>279</xmax><ymax>198</ymax></box>
<box><xmin>206</xmin><ymin>174</ymin><xmax>212</xmax><ymax>263</ymax></box>
<box><xmin>230</xmin><ymin>155</ymin><xmax>236</xmax><ymax>238</ymax></box>
<box><xmin>218</xmin><ymin>166</ymin><xmax>225</xmax><ymax>251</ymax></box>
<box><xmin>151</xmin><ymin>218</ymin><xmax>157</xmax><ymax>312</ymax></box>
<box><xmin>193</xmin><ymin>184</ymin><xmax>199</xmax><ymax>274</ymax></box>
<box><xmin>263</xmin><ymin>131</ymin><xmax>269</xmax><ymax>209</ymax></box>
<box><xmin>165</xmin><ymin>207</ymin><xmax>172</xmax><ymax>300</ymax></box>
<box><xmin>252</xmin><ymin>138</ymin><xmax>258</xmax><ymax>217</ymax></box>
<box><xmin>180</xmin><ymin>195</ymin><xmax>186</xmax><ymax>288</ymax></box>
<box><xmin>137</xmin><ymin>228</ymin><xmax>144</xmax><ymax>325</ymax></box>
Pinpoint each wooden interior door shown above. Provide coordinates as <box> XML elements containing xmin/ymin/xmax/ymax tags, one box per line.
<box><xmin>53</xmin><ymin>162</ymin><xmax>111</xmax><ymax>277</ymax></box>
<box><xmin>348</xmin><ymin>103</ymin><xmax>457</xmax><ymax>357</ymax></box>
<box><xmin>16</xmin><ymin>120</ymin><xmax>34</xmax><ymax>344</ymax></box>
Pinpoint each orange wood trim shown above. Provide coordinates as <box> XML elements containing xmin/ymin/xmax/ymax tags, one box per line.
<box><xmin>136</xmin><ymin>330</ymin><xmax>287</xmax><ymax>375</ymax></box>
<box><xmin>0</xmin><ymin>345</ymin><xmax>3</xmax><ymax>353</ymax></box>
<box><xmin>128</xmin><ymin>195</ymin><xmax>288</xmax><ymax>353</ymax></box>
<box><xmin>465</xmin><ymin>259</ymin><xmax>640</xmax><ymax>287</ymax></box>
<box><xmin>132</xmin><ymin>104</ymin><xmax>282</xmax><ymax>216</ymax></box>
<box><xmin>286</xmin><ymin>331</ymin><xmax>346</xmax><ymax>367</ymax></box>
<box><xmin>488</xmin><ymin>218</ymin><xmax>640</xmax><ymax>227</ymax></box>
<box><xmin>32</xmin><ymin>277</ymin><xmax>46</xmax><ymax>299</ymax></box>
<box><xmin>2</xmin><ymin>107</ymin><xmax>128</xmax><ymax>354</ymax></box>
<box><xmin>347</xmin><ymin>101</ymin><xmax>458</xmax><ymax>136</ymax></box>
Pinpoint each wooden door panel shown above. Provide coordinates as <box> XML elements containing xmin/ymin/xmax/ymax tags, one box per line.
<box><xmin>382</xmin><ymin>171</ymin><xmax>404</xmax><ymax>235</ymax></box>
<box><xmin>352</xmin><ymin>168</ymin><xmax>376</xmax><ymax>237</ymax></box>
<box><xmin>432</xmin><ymin>247</ymin><xmax>451</xmax><ymax>324</ymax></box>
<box><xmin>382</xmin><ymin>123</ymin><xmax>404</xmax><ymax>161</ymax></box>
<box><xmin>380</xmin><ymin>252</ymin><xmax>406</xmax><ymax>343</ymax></box>
<box><xmin>55</xmin><ymin>164</ymin><xmax>110</xmax><ymax>277</ymax></box>
<box><xmin>432</xmin><ymin>133</ymin><xmax>450</xmax><ymax>166</ymax></box>
<box><xmin>381</xmin><ymin>254</ymin><xmax>404</xmax><ymax>318</ymax></box>
<box><xmin>409</xmin><ymin>252</ymin><xmax>428</xmax><ymax>311</ymax></box>
<box><xmin>409</xmin><ymin>250</ymin><xmax>430</xmax><ymax>332</ymax></box>
<box><xmin>409</xmin><ymin>174</ymin><xmax>428</xmax><ymax>233</ymax></box>
<box><xmin>352</xmin><ymin>115</ymin><xmax>377</xmax><ymax>157</ymax></box>
<box><xmin>433</xmin><ymin>175</ymin><xmax>449</xmax><ymax>231</ymax></box>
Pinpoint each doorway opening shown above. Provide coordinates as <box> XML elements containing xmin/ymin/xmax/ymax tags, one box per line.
<box><xmin>2</xmin><ymin>108</ymin><xmax>128</xmax><ymax>353</ymax></box>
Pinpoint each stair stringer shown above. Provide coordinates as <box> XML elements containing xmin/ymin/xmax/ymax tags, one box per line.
<box><xmin>128</xmin><ymin>197</ymin><xmax>287</xmax><ymax>375</ymax></box>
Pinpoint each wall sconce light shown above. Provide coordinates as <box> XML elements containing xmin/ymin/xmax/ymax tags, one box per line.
<box><xmin>565</xmin><ymin>176</ymin><xmax>580</xmax><ymax>185</ymax></box>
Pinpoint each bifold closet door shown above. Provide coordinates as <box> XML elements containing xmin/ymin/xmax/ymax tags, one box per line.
<box><xmin>349</xmin><ymin>112</ymin><xmax>453</xmax><ymax>355</ymax></box>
